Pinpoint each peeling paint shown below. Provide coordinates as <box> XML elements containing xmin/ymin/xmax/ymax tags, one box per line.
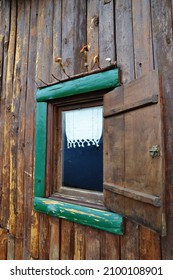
<box><xmin>34</xmin><ymin>197</ymin><xmax>123</xmax><ymax>235</ymax></box>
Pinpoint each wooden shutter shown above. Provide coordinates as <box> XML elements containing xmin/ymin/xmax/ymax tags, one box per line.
<box><xmin>103</xmin><ymin>70</ymin><xmax>166</xmax><ymax>236</ymax></box>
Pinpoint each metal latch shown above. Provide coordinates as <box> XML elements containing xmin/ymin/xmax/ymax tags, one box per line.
<box><xmin>149</xmin><ymin>145</ymin><xmax>160</xmax><ymax>158</ymax></box>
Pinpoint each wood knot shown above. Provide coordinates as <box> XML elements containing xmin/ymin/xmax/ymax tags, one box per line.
<box><xmin>64</xmin><ymin>38</ymin><xmax>68</xmax><ymax>44</ymax></box>
<box><xmin>91</xmin><ymin>16</ymin><xmax>99</xmax><ymax>28</ymax></box>
<box><xmin>6</xmin><ymin>105</ymin><xmax>11</xmax><ymax>112</ymax></box>
<box><xmin>166</xmin><ymin>37</ymin><xmax>171</xmax><ymax>45</ymax></box>
<box><xmin>104</xmin><ymin>0</ymin><xmax>112</xmax><ymax>4</ymax></box>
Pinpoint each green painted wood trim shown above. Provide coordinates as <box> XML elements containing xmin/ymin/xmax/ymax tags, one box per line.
<box><xmin>36</xmin><ymin>68</ymin><xmax>119</xmax><ymax>102</ymax></box>
<box><xmin>34</xmin><ymin>197</ymin><xmax>123</xmax><ymax>235</ymax></box>
<box><xmin>34</xmin><ymin>102</ymin><xmax>47</xmax><ymax>197</ymax></box>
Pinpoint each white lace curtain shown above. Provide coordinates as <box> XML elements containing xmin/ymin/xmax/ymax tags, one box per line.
<box><xmin>64</xmin><ymin>106</ymin><xmax>103</xmax><ymax>149</ymax></box>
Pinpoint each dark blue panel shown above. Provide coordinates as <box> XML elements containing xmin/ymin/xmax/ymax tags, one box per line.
<box><xmin>63</xmin><ymin>134</ymin><xmax>103</xmax><ymax>192</ymax></box>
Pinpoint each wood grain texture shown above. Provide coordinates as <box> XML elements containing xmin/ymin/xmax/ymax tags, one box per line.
<box><xmin>121</xmin><ymin>219</ymin><xmax>139</xmax><ymax>259</ymax></box>
<box><xmin>36</xmin><ymin>0</ymin><xmax>53</xmax><ymax>85</ymax></box>
<box><xmin>85</xmin><ymin>227</ymin><xmax>101</xmax><ymax>259</ymax></box>
<box><xmin>0</xmin><ymin>1</ymin><xmax>11</xmax><ymax>228</ymax></box>
<box><xmin>139</xmin><ymin>226</ymin><xmax>161</xmax><ymax>259</ymax></box>
<box><xmin>74</xmin><ymin>224</ymin><xmax>86</xmax><ymax>260</ymax></box>
<box><xmin>34</xmin><ymin>1</ymin><xmax>54</xmax><ymax>260</ymax></box>
<box><xmin>151</xmin><ymin>0</ymin><xmax>173</xmax><ymax>259</ymax></box>
<box><xmin>52</xmin><ymin>0</ymin><xmax>62</xmax><ymax>81</ymax></box>
<box><xmin>132</xmin><ymin>0</ymin><xmax>154</xmax><ymax>78</ymax></box>
<box><xmin>0</xmin><ymin>228</ymin><xmax>7</xmax><ymax>260</ymax></box>
<box><xmin>60</xmin><ymin>220</ymin><xmax>74</xmax><ymax>260</ymax></box>
<box><xmin>23</xmin><ymin>0</ymin><xmax>38</xmax><ymax>260</ymax></box>
<box><xmin>116</xmin><ymin>0</ymin><xmax>134</xmax><ymax>83</ymax></box>
<box><xmin>30</xmin><ymin>210</ymin><xmax>39</xmax><ymax>259</ymax></box>
<box><xmin>101</xmin><ymin>231</ymin><xmax>120</xmax><ymax>259</ymax></box>
<box><xmin>61</xmin><ymin>0</ymin><xmax>86</xmax><ymax>77</ymax></box>
<box><xmin>49</xmin><ymin>217</ymin><xmax>60</xmax><ymax>260</ymax></box>
<box><xmin>7</xmin><ymin>234</ymin><xmax>15</xmax><ymax>260</ymax></box>
<box><xmin>87</xmin><ymin>0</ymin><xmax>99</xmax><ymax>70</ymax></box>
<box><xmin>99</xmin><ymin>0</ymin><xmax>115</xmax><ymax>68</ymax></box>
<box><xmin>11</xmin><ymin>0</ymin><xmax>31</xmax><ymax>260</ymax></box>
<box><xmin>0</xmin><ymin>34</ymin><xmax>4</xmax><ymax>223</ymax></box>
<box><xmin>39</xmin><ymin>214</ymin><xmax>50</xmax><ymax>260</ymax></box>
<box><xmin>0</xmin><ymin>34</ymin><xmax>3</xmax><ymax>103</ymax></box>
<box><xmin>1</xmin><ymin>0</ymin><xmax>17</xmax><ymax>231</ymax></box>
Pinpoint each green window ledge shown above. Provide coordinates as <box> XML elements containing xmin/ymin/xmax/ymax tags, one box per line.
<box><xmin>34</xmin><ymin>197</ymin><xmax>123</xmax><ymax>235</ymax></box>
<box><xmin>34</xmin><ymin>66</ymin><xmax>123</xmax><ymax>235</ymax></box>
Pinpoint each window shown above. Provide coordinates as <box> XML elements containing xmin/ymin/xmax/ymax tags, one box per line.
<box><xmin>34</xmin><ymin>68</ymin><xmax>165</xmax><ymax>236</ymax></box>
<box><xmin>34</xmin><ymin>66</ymin><xmax>123</xmax><ymax>235</ymax></box>
<box><xmin>47</xmin><ymin>91</ymin><xmax>105</xmax><ymax>209</ymax></box>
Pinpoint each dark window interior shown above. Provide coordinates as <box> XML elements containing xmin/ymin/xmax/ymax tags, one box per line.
<box><xmin>63</xmin><ymin>134</ymin><xmax>103</xmax><ymax>192</ymax></box>
<box><xmin>62</xmin><ymin>106</ymin><xmax>103</xmax><ymax>192</ymax></box>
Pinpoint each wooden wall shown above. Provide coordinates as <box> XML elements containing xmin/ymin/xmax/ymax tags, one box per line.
<box><xmin>0</xmin><ymin>0</ymin><xmax>173</xmax><ymax>259</ymax></box>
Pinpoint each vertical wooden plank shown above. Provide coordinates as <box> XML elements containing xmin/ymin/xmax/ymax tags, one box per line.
<box><xmin>15</xmin><ymin>0</ymin><xmax>31</xmax><ymax>260</ymax></box>
<box><xmin>30</xmin><ymin>210</ymin><xmax>39</xmax><ymax>259</ymax></box>
<box><xmin>24</xmin><ymin>0</ymin><xmax>39</xmax><ymax>260</ymax></box>
<box><xmin>35</xmin><ymin>0</ymin><xmax>54</xmax><ymax>260</ymax></box>
<box><xmin>15</xmin><ymin>238</ymin><xmax>23</xmax><ymax>260</ymax></box>
<box><xmin>74</xmin><ymin>224</ymin><xmax>86</xmax><ymax>260</ymax></box>
<box><xmin>7</xmin><ymin>234</ymin><xmax>15</xmax><ymax>260</ymax></box>
<box><xmin>116</xmin><ymin>0</ymin><xmax>134</xmax><ymax>83</ymax></box>
<box><xmin>1</xmin><ymin>0</ymin><xmax>17</xmax><ymax>229</ymax></box>
<box><xmin>139</xmin><ymin>227</ymin><xmax>161</xmax><ymax>259</ymax></box>
<box><xmin>0</xmin><ymin>34</ymin><xmax>4</xmax><ymax>223</ymax></box>
<box><xmin>0</xmin><ymin>3</ymin><xmax>4</xmax><ymax>212</ymax></box>
<box><xmin>0</xmin><ymin>228</ymin><xmax>7</xmax><ymax>260</ymax></box>
<box><xmin>104</xmin><ymin>87</ymin><xmax>125</xmax><ymax>214</ymax></box>
<box><xmin>52</xmin><ymin>0</ymin><xmax>62</xmax><ymax>81</ymax></box>
<box><xmin>49</xmin><ymin>217</ymin><xmax>60</xmax><ymax>260</ymax></box>
<box><xmin>85</xmin><ymin>227</ymin><xmax>101</xmax><ymax>260</ymax></box>
<box><xmin>61</xmin><ymin>0</ymin><xmax>86</xmax><ymax>77</ymax></box>
<box><xmin>61</xmin><ymin>0</ymin><xmax>75</xmax><ymax>78</ymax></box>
<box><xmin>101</xmin><ymin>231</ymin><xmax>120</xmax><ymax>259</ymax></box>
<box><xmin>87</xmin><ymin>0</ymin><xmax>99</xmax><ymax>71</ymax></box>
<box><xmin>1</xmin><ymin>0</ymin><xmax>11</xmax><ymax>96</ymax></box>
<box><xmin>99</xmin><ymin>0</ymin><xmax>115</xmax><ymax>68</ymax></box>
<box><xmin>39</xmin><ymin>214</ymin><xmax>50</xmax><ymax>260</ymax></box>
<box><xmin>60</xmin><ymin>220</ymin><xmax>74</xmax><ymax>260</ymax></box>
<box><xmin>0</xmin><ymin>0</ymin><xmax>11</xmax><ymax>231</ymax></box>
<box><xmin>151</xmin><ymin>0</ymin><xmax>173</xmax><ymax>259</ymax></box>
<box><xmin>73</xmin><ymin>0</ymin><xmax>87</xmax><ymax>74</ymax></box>
<box><xmin>36</xmin><ymin>0</ymin><xmax>53</xmax><ymax>84</ymax></box>
<box><xmin>0</xmin><ymin>34</ymin><xmax>3</xmax><ymax>103</ymax></box>
<box><xmin>9</xmin><ymin>0</ymin><xmax>24</xmax><ymax>238</ymax></box>
<box><xmin>121</xmin><ymin>220</ymin><xmax>139</xmax><ymax>259</ymax></box>
<box><xmin>132</xmin><ymin>0</ymin><xmax>154</xmax><ymax>78</ymax></box>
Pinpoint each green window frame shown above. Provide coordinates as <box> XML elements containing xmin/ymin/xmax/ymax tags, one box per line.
<box><xmin>34</xmin><ymin>67</ymin><xmax>123</xmax><ymax>235</ymax></box>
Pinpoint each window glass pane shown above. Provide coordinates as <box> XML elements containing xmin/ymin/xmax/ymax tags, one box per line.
<box><xmin>62</xmin><ymin>106</ymin><xmax>103</xmax><ymax>192</ymax></box>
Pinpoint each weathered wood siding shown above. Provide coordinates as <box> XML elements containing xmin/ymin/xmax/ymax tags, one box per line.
<box><xmin>0</xmin><ymin>0</ymin><xmax>173</xmax><ymax>259</ymax></box>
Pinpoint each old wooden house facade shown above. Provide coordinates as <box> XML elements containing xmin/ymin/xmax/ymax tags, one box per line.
<box><xmin>0</xmin><ymin>0</ymin><xmax>173</xmax><ymax>260</ymax></box>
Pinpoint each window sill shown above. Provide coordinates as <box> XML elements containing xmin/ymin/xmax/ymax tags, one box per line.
<box><xmin>34</xmin><ymin>196</ymin><xmax>123</xmax><ymax>235</ymax></box>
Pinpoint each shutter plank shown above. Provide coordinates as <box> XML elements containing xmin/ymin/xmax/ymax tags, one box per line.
<box><xmin>104</xmin><ymin>183</ymin><xmax>161</xmax><ymax>207</ymax></box>
<box><xmin>104</xmin><ymin>94</ymin><xmax>158</xmax><ymax>118</ymax></box>
<box><xmin>104</xmin><ymin>86</ymin><xmax>125</xmax><ymax>212</ymax></box>
<box><xmin>104</xmin><ymin>70</ymin><xmax>166</xmax><ymax>235</ymax></box>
